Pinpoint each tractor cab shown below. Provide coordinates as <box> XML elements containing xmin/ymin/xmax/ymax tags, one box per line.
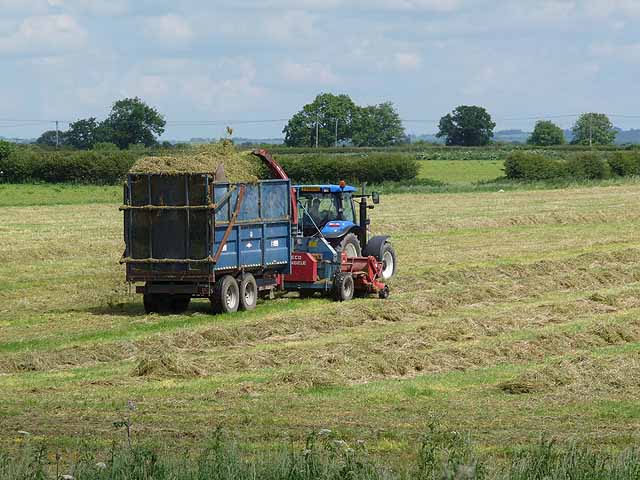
<box><xmin>294</xmin><ymin>183</ymin><xmax>395</xmax><ymax>280</ymax></box>
<box><xmin>295</xmin><ymin>184</ymin><xmax>358</xmax><ymax>240</ymax></box>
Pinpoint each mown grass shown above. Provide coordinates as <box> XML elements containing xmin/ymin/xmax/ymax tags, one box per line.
<box><xmin>1</xmin><ymin>183</ymin><xmax>640</xmax><ymax>473</ymax></box>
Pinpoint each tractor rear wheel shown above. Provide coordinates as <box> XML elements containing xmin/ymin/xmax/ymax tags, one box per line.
<box><xmin>211</xmin><ymin>275</ymin><xmax>240</xmax><ymax>314</ymax></box>
<box><xmin>335</xmin><ymin>233</ymin><xmax>361</xmax><ymax>258</ymax></box>
<box><xmin>333</xmin><ymin>272</ymin><xmax>354</xmax><ymax>302</ymax></box>
<box><xmin>239</xmin><ymin>274</ymin><xmax>258</xmax><ymax>311</ymax></box>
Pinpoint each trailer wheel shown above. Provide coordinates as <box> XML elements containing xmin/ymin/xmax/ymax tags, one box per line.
<box><xmin>379</xmin><ymin>242</ymin><xmax>397</xmax><ymax>280</ymax></box>
<box><xmin>170</xmin><ymin>295</ymin><xmax>191</xmax><ymax>313</ymax></box>
<box><xmin>143</xmin><ymin>294</ymin><xmax>158</xmax><ymax>314</ymax></box>
<box><xmin>211</xmin><ymin>275</ymin><xmax>240</xmax><ymax>314</ymax></box>
<box><xmin>239</xmin><ymin>274</ymin><xmax>258</xmax><ymax>311</ymax></box>
<box><xmin>144</xmin><ymin>294</ymin><xmax>172</xmax><ymax>314</ymax></box>
<box><xmin>333</xmin><ymin>272</ymin><xmax>354</xmax><ymax>302</ymax></box>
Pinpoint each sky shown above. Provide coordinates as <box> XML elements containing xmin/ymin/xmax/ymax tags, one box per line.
<box><xmin>1</xmin><ymin>0</ymin><xmax>639</xmax><ymax>140</ymax></box>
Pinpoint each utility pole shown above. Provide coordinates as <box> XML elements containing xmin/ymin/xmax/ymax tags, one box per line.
<box><xmin>55</xmin><ymin>120</ymin><xmax>60</xmax><ymax>148</ymax></box>
<box><xmin>334</xmin><ymin>118</ymin><xmax>339</xmax><ymax>147</ymax></box>
<box><xmin>589</xmin><ymin>114</ymin><xmax>593</xmax><ymax>148</ymax></box>
<box><xmin>315</xmin><ymin>112</ymin><xmax>319</xmax><ymax>148</ymax></box>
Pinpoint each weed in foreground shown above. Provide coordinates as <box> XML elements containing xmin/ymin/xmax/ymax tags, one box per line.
<box><xmin>3</xmin><ymin>426</ymin><xmax>640</xmax><ymax>480</ymax></box>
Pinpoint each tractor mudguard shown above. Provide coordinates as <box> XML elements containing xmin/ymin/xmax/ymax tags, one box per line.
<box><xmin>363</xmin><ymin>235</ymin><xmax>390</xmax><ymax>259</ymax></box>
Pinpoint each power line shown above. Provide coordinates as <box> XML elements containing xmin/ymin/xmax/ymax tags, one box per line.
<box><xmin>3</xmin><ymin>113</ymin><xmax>640</xmax><ymax>129</ymax></box>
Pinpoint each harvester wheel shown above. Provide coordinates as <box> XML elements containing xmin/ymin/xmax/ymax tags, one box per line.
<box><xmin>379</xmin><ymin>242</ymin><xmax>397</xmax><ymax>280</ymax></box>
<box><xmin>335</xmin><ymin>233</ymin><xmax>361</xmax><ymax>258</ymax></box>
<box><xmin>239</xmin><ymin>274</ymin><xmax>258</xmax><ymax>311</ymax></box>
<box><xmin>333</xmin><ymin>272</ymin><xmax>354</xmax><ymax>302</ymax></box>
<box><xmin>211</xmin><ymin>275</ymin><xmax>240</xmax><ymax>314</ymax></box>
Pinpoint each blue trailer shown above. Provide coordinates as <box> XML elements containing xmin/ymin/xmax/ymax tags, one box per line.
<box><xmin>121</xmin><ymin>173</ymin><xmax>292</xmax><ymax>313</ymax></box>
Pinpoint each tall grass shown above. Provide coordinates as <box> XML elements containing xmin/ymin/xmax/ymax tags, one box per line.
<box><xmin>2</xmin><ymin>429</ymin><xmax>639</xmax><ymax>480</ymax></box>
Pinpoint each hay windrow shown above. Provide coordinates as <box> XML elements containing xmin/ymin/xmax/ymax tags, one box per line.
<box><xmin>132</xmin><ymin>353</ymin><xmax>205</xmax><ymax>378</ymax></box>
<box><xmin>129</xmin><ymin>142</ymin><xmax>267</xmax><ymax>183</ymax></box>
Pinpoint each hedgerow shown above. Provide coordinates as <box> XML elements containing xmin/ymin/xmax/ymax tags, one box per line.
<box><xmin>277</xmin><ymin>153</ymin><xmax>419</xmax><ymax>183</ymax></box>
<box><xmin>505</xmin><ymin>151</ymin><xmax>640</xmax><ymax>181</ymax></box>
<box><xmin>0</xmin><ymin>146</ymin><xmax>419</xmax><ymax>185</ymax></box>
<box><xmin>0</xmin><ymin>147</ymin><xmax>140</xmax><ymax>184</ymax></box>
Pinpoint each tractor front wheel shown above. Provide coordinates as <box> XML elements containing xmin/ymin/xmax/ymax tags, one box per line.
<box><xmin>379</xmin><ymin>242</ymin><xmax>397</xmax><ymax>280</ymax></box>
<box><xmin>333</xmin><ymin>272</ymin><xmax>354</xmax><ymax>302</ymax></box>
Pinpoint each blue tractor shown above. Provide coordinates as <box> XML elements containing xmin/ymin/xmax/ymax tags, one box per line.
<box><xmin>294</xmin><ymin>183</ymin><xmax>396</xmax><ymax>281</ymax></box>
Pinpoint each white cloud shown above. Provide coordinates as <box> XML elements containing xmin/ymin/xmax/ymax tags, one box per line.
<box><xmin>263</xmin><ymin>10</ymin><xmax>316</xmax><ymax>42</ymax></box>
<box><xmin>394</xmin><ymin>52</ymin><xmax>422</xmax><ymax>70</ymax></box>
<box><xmin>143</xmin><ymin>14</ymin><xmax>193</xmax><ymax>45</ymax></box>
<box><xmin>462</xmin><ymin>65</ymin><xmax>496</xmax><ymax>96</ymax></box>
<box><xmin>281</xmin><ymin>61</ymin><xmax>338</xmax><ymax>84</ymax></box>
<box><xmin>0</xmin><ymin>14</ymin><xmax>87</xmax><ymax>55</ymax></box>
<box><xmin>231</xmin><ymin>0</ymin><xmax>462</xmax><ymax>11</ymax></box>
<box><xmin>61</xmin><ymin>0</ymin><xmax>129</xmax><ymax>16</ymax></box>
<box><xmin>365</xmin><ymin>0</ymin><xmax>462</xmax><ymax>11</ymax></box>
<box><xmin>591</xmin><ymin>42</ymin><xmax>640</xmax><ymax>63</ymax></box>
<box><xmin>584</xmin><ymin>0</ymin><xmax>640</xmax><ymax>18</ymax></box>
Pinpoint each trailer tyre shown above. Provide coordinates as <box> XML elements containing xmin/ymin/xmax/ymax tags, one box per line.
<box><xmin>143</xmin><ymin>294</ymin><xmax>158</xmax><ymax>314</ymax></box>
<box><xmin>333</xmin><ymin>272</ymin><xmax>354</xmax><ymax>302</ymax></box>
<box><xmin>211</xmin><ymin>275</ymin><xmax>240</xmax><ymax>314</ymax></box>
<box><xmin>170</xmin><ymin>295</ymin><xmax>191</xmax><ymax>314</ymax></box>
<box><xmin>239</xmin><ymin>274</ymin><xmax>258</xmax><ymax>311</ymax></box>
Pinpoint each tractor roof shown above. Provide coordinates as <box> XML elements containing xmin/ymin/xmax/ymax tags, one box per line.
<box><xmin>294</xmin><ymin>185</ymin><xmax>357</xmax><ymax>193</ymax></box>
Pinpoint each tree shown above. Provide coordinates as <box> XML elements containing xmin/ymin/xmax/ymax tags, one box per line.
<box><xmin>67</xmin><ymin>117</ymin><xmax>103</xmax><ymax>149</ymax></box>
<box><xmin>283</xmin><ymin>93</ymin><xmax>358</xmax><ymax>147</ymax></box>
<box><xmin>351</xmin><ymin>102</ymin><xmax>406</xmax><ymax>147</ymax></box>
<box><xmin>36</xmin><ymin>130</ymin><xmax>68</xmax><ymax>147</ymax></box>
<box><xmin>102</xmin><ymin>97</ymin><xmax>166</xmax><ymax>149</ymax></box>
<box><xmin>571</xmin><ymin>113</ymin><xmax>616</xmax><ymax>146</ymax></box>
<box><xmin>0</xmin><ymin>140</ymin><xmax>13</xmax><ymax>160</ymax></box>
<box><xmin>527</xmin><ymin>120</ymin><xmax>565</xmax><ymax>146</ymax></box>
<box><xmin>436</xmin><ymin>106</ymin><xmax>496</xmax><ymax>146</ymax></box>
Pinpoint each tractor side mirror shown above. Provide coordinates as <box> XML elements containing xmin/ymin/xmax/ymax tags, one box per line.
<box><xmin>371</xmin><ymin>192</ymin><xmax>380</xmax><ymax>204</ymax></box>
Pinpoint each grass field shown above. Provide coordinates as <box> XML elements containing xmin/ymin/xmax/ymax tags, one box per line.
<box><xmin>2</xmin><ymin>182</ymin><xmax>640</xmax><ymax>473</ymax></box>
<box><xmin>418</xmin><ymin>160</ymin><xmax>504</xmax><ymax>183</ymax></box>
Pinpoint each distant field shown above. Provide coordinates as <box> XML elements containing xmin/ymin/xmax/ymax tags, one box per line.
<box><xmin>0</xmin><ymin>183</ymin><xmax>120</xmax><ymax>207</ymax></box>
<box><xmin>2</xmin><ymin>182</ymin><xmax>640</xmax><ymax>468</ymax></box>
<box><xmin>418</xmin><ymin>159</ymin><xmax>504</xmax><ymax>184</ymax></box>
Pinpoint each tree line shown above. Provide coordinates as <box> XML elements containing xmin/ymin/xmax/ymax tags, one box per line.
<box><xmin>37</xmin><ymin>98</ymin><xmax>166</xmax><ymax>150</ymax></box>
<box><xmin>283</xmin><ymin>95</ymin><xmax>619</xmax><ymax>148</ymax></box>
<box><xmin>33</xmin><ymin>93</ymin><xmax>620</xmax><ymax>150</ymax></box>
